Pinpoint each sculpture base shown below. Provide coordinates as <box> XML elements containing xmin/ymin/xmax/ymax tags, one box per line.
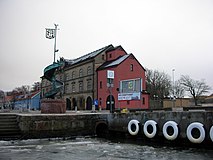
<box><xmin>41</xmin><ymin>99</ymin><xmax>66</xmax><ymax>114</ymax></box>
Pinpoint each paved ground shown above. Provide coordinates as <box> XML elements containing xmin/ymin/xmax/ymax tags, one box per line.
<box><xmin>0</xmin><ymin>109</ymin><xmax>110</xmax><ymax>115</ymax></box>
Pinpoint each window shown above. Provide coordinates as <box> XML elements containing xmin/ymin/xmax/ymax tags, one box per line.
<box><xmin>72</xmin><ymin>82</ymin><xmax>75</xmax><ymax>92</ymax></box>
<box><xmin>120</xmin><ymin>78</ymin><xmax>142</xmax><ymax>93</ymax></box>
<box><xmin>127</xmin><ymin>100</ymin><xmax>130</xmax><ymax>105</ymax></box>
<box><xmin>65</xmin><ymin>73</ymin><xmax>69</xmax><ymax>81</ymax></box>
<box><xmin>130</xmin><ymin>64</ymin><xmax>133</xmax><ymax>71</ymax></box>
<box><xmin>143</xmin><ymin>97</ymin><xmax>145</xmax><ymax>105</ymax></box>
<box><xmin>109</xmin><ymin>54</ymin><xmax>112</xmax><ymax>58</ymax></box>
<box><xmin>79</xmin><ymin>68</ymin><xmax>83</xmax><ymax>77</ymax></box>
<box><xmin>99</xmin><ymin>98</ymin><xmax>102</xmax><ymax>105</ymax></box>
<box><xmin>100</xmin><ymin>81</ymin><xmax>102</xmax><ymax>89</ymax></box>
<box><xmin>79</xmin><ymin>81</ymin><xmax>83</xmax><ymax>92</ymax></box>
<box><xmin>65</xmin><ymin>83</ymin><xmax>69</xmax><ymax>93</ymax></box>
<box><xmin>102</xmin><ymin>54</ymin><xmax>105</xmax><ymax>60</ymax></box>
<box><xmin>72</xmin><ymin>71</ymin><xmax>75</xmax><ymax>79</ymax></box>
<box><xmin>87</xmin><ymin>66</ymin><xmax>92</xmax><ymax>75</ymax></box>
<box><xmin>87</xmin><ymin>80</ymin><xmax>92</xmax><ymax>90</ymax></box>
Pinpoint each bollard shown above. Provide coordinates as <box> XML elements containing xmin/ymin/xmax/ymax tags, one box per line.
<box><xmin>92</xmin><ymin>105</ymin><xmax>95</xmax><ymax>112</ymax></box>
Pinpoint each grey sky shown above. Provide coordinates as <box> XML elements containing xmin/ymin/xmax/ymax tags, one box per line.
<box><xmin>0</xmin><ymin>0</ymin><xmax>213</xmax><ymax>93</ymax></box>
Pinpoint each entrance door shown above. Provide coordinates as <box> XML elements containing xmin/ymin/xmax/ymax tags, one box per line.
<box><xmin>66</xmin><ymin>98</ymin><xmax>71</xmax><ymax>110</ymax></box>
<box><xmin>86</xmin><ymin>96</ymin><xmax>92</xmax><ymax>110</ymax></box>
<box><xmin>79</xmin><ymin>97</ymin><xmax>85</xmax><ymax>110</ymax></box>
<box><xmin>72</xmin><ymin>98</ymin><xmax>77</xmax><ymax>110</ymax></box>
<box><xmin>106</xmin><ymin>95</ymin><xmax>115</xmax><ymax>111</ymax></box>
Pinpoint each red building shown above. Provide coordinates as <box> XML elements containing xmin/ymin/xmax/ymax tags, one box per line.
<box><xmin>97</xmin><ymin>46</ymin><xmax>149</xmax><ymax>110</ymax></box>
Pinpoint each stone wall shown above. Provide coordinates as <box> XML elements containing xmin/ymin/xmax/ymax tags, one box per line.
<box><xmin>107</xmin><ymin>111</ymin><xmax>213</xmax><ymax>147</ymax></box>
<box><xmin>17</xmin><ymin>113</ymin><xmax>108</xmax><ymax>139</ymax></box>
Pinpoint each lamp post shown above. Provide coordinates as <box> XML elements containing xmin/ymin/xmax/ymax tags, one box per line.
<box><xmin>107</xmin><ymin>70</ymin><xmax>114</xmax><ymax>113</ymax></box>
<box><xmin>45</xmin><ymin>24</ymin><xmax>59</xmax><ymax>63</ymax></box>
<box><xmin>172</xmin><ymin>69</ymin><xmax>175</xmax><ymax>108</ymax></box>
<box><xmin>53</xmin><ymin>24</ymin><xmax>58</xmax><ymax>63</ymax></box>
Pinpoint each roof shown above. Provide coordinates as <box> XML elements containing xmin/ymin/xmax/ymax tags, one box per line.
<box><xmin>65</xmin><ymin>44</ymin><xmax>114</xmax><ymax>66</ymax></box>
<box><xmin>97</xmin><ymin>53</ymin><xmax>146</xmax><ymax>71</ymax></box>
<box><xmin>5</xmin><ymin>95</ymin><xmax>14</xmax><ymax>102</ymax></box>
<box><xmin>15</xmin><ymin>91</ymin><xmax>40</xmax><ymax>101</ymax></box>
<box><xmin>104</xmin><ymin>54</ymin><xmax>130</xmax><ymax>68</ymax></box>
<box><xmin>106</xmin><ymin>45</ymin><xmax>128</xmax><ymax>54</ymax></box>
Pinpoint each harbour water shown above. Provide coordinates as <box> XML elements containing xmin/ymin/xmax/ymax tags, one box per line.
<box><xmin>0</xmin><ymin>137</ymin><xmax>213</xmax><ymax>160</ymax></box>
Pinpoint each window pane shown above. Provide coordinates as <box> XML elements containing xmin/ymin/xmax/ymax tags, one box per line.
<box><xmin>79</xmin><ymin>69</ymin><xmax>83</xmax><ymax>77</ymax></box>
<box><xmin>120</xmin><ymin>79</ymin><xmax>142</xmax><ymax>93</ymax></box>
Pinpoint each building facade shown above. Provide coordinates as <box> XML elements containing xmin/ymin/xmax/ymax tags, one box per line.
<box><xmin>97</xmin><ymin>48</ymin><xmax>149</xmax><ymax>110</ymax></box>
<box><xmin>41</xmin><ymin>44</ymin><xmax>149</xmax><ymax>110</ymax></box>
<box><xmin>14</xmin><ymin>91</ymin><xmax>41</xmax><ymax>110</ymax></box>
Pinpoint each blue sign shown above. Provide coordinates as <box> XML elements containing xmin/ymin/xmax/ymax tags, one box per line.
<box><xmin>94</xmin><ymin>99</ymin><xmax>98</xmax><ymax>106</ymax></box>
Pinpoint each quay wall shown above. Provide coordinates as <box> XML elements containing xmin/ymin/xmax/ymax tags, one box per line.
<box><xmin>107</xmin><ymin>111</ymin><xmax>213</xmax><ymax>147</ymax></box>
<box><xmin>17</xmin><ymin>113</ymin><xmax>108</xmax><ymax>139</ymax></box>
<box><xmin>15</xmin><ymin>111</ymin><xmax>213</xmax><ymax>148</ymax></box>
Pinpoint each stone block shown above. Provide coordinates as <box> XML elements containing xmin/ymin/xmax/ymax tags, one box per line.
<box><xmin>41</xmin><ymin>99</ymin><xmax>66</xmax><ymax>114</ymax></box>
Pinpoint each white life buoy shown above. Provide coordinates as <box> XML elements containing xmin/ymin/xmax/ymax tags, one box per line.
<box><xmin>128</xmin><ymin>119</ymin><xmax>140</xmax><ymax>136</ymax></box>
<box><xmin>143</xmin><ymin>120</ymin><xmax>157</xmax><ymax>138</ymax></box>
<box><xmin>163</xmin><ymin>121</ymin><xmax>179</xmax><ymax>141</ymax></box>
<box><xmin>210</xmin><ymin>126</ymin><xmax>213</xmax><ymax>142</ymax></box>
<box><xmin>186</xmin><ymin>122</ymin><xmax>205</xmax><ymax>144</ymax></box>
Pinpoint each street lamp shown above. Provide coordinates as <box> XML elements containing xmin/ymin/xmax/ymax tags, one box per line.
<box><xmin>172</xmin><ymin>69</ymin><xmax>175</xmax><ymax>108</ymax></box>
<box><xmin>107</xmin><ymin>70</ymin><xmax>114</xmax><ymax>113</ymax></box>
<box><xmin>45</xmin><ymin>24</ymin><xmax>59</xmax><ymax>63</ymax></box>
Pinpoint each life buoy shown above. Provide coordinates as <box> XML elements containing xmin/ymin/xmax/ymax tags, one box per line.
<box><xmin>210</xmin><ymin>126</ymin><xmax>213</xmax><ymax>142</ymax></box>
<box><xmin>143</xmin><ymin>120</ymin><xmax>157</xmax><ymax>138</ymax></box>
<box><xmin>186</xmin><ymin>122</ymin><xmax>205</xmax><ymax>144</ymax></box>
<box><xmin>128</xmin><ymin>119</ymin><xmax>140</xmax><ymax>136</ymax></box>
<box><xmin>163</xmin><ymin>121</ymin><xmax>179</xmax><ymax>141</ymax></box>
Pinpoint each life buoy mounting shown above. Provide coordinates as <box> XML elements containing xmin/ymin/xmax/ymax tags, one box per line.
<box><xmin>143</xmin><ymin>120</ymin><xmax>157</xmax><ymax>138</ymax></box>
<box><xmin>163</xmin><ymin>121</ymin><xmax>179</xmax><ymax>141</ymax></box>
<box><xmin>186</xmin><ymin>122</ymin><xmax>205</xmax><ymax>144</ymax></box>
<box><xmin>210</xmin><ymin>126</ymin><xmax>213</xmax><ymax>142</ymax></box>
<box><xmin>128</xmin><ymin>119</ymin><xmax>140</xmax><ymax>136</ymax></box>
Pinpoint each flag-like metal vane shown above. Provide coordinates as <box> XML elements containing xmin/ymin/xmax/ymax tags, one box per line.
<box><xmin>45</xmin><ymin>24</ymin><xmax>59</xmax><ymax>63</ymax></box>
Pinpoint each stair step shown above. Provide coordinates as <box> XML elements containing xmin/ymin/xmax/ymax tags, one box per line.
<box><xmin>0</xmin><ymin>129</ymin><xmax>20</xmax><ymax>135</ymax></box>
<box><xmin>0</xmin><ymin>121</ymin><xmax>17</xmax><ymax>124</ymax></box>
<box><xmin>0</xmin><ymin>135</ymin><xmax>22</xmax><ymax>140</ymax></box>
<box><xmin>0</xmin><ymin>114</ymin><xmax>21</xmax><ymax>140</ymax></box>
<box><xmin>0</xmin><ymin>126</ymin><xmax>19</xmax><ymax>132</ymax></box>
<box><xmin>0</xmin><ymin>115</ymin><xmax>17</xmax><ymax>119</ymax></box>
<box><xmin>0</xmin><ymin>130</ymin><xmax>21</xmax><ymax>135</ymax></box>
<box><xmin>0</xmin><ymin>118</ymin><xmax>17</xmax><ymax>122</ymax></box>
<box><xmin>0</xmin><ymin>122</ymin><xmax>18</xmax><ymax>126</ymax></box>
<box><xmin>0</xmin><ymin>125</ymin><xmax>19</xmax><ymax>129</ymax></box>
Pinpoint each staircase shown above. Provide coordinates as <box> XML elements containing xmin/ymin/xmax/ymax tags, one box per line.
<box><xmin>0</xmin><ymin>114</ymin><xmax>21</xmax><ymax>140</ymax></box>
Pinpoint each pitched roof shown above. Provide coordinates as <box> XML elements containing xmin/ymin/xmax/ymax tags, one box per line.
<box><xmin>15</xmin><ymin>91</ymin><xmax>40</xmax><ymax>101</ymax></box>
<box><xmin>65</xmin><ymin>44</ymin><xmax>113</xmax><ymax>66</ymax></box>
<box><xmin>106</xmin><ymin>45</ymin><xmax>127</xmax><ymax>54</ymax></box>
<box><xmin>97</xmin><ymin>53</ymin><xmax>146</xmax><ymax>71</ymax></box>
<box><xmin>104</xmin><ymin>54</ymin><xmax>130</xmax><ymax>68</ymax></box>
<box><xmin>97</xmin><ymin>54</ymin><xmax>130</xmax><ymax>70</ymax></box>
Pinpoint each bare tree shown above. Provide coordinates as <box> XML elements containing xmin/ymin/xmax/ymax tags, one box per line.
<box><xmin>174</xmin><ymin>80</ymin><xmax>185</xmax><ymax>98</ymax></box>
<box><xmin>146</xmin><ymin>69</ymin><xmax>171</xmax><ymax>108</ymax></box>
<box><xmin>180</xmin><ymin>75</ymin><xmax>211</xmax><ymax>106</ymax></box>
<box><xmin>0</xmin><ymin>90</ymin><xmax>5</xmax><ymax>109</ymax></box>
<box><xmin>31</xmin><ymin>82</ymin><xmax>40</xmax><ymax>92</ymax></box>
<box><xmin>0</xmin><ymin>90</ymin><xmax>5</xmax><ymax>99</ymax></box>
<box><xmin>13</xmin><ymin>85</ymin><xmax>30</xmax><ymax>95</ymax></box>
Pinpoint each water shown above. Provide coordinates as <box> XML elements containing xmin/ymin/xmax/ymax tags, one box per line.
<box><xmin>0</xmin><ymin>137</ymin><xmax>213</xmax><ymax>160</ymax></box>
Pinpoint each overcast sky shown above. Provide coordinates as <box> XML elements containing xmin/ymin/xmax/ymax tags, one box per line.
<box><xmin>0</xmin><ymin>0</ymin><xmax>213</xmax><ymax>93</ymax></box>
